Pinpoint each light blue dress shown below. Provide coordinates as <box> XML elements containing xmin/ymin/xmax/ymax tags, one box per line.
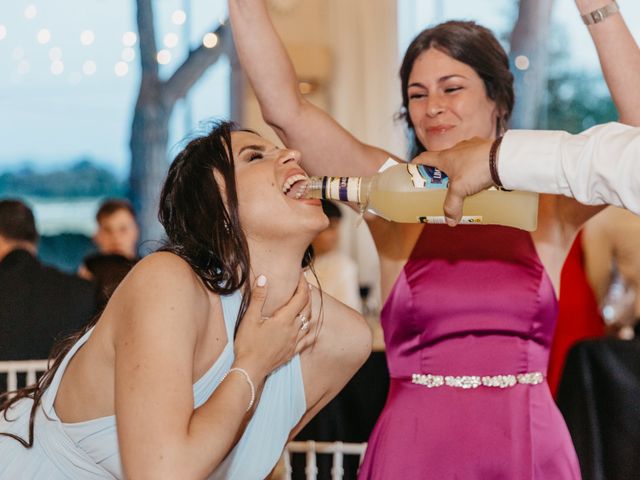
<box><xmin>0</xmin><ymin>290</ymin><xmax>306</xmax><ymax>479</ymax></box>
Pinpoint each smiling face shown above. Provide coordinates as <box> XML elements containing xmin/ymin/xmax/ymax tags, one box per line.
<box><xmin>229</xmin><ymin>131</ymin><xmax>329</xmax><ymax>242</ymax></box>
<box><xmin>407</xmin><ymin>47</ymin><xmax>500</xmax><ymax>152</ymax></box>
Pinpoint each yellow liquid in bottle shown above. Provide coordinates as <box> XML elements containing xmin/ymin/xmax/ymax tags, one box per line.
<box><xmin>367</xmin><ymin>164</ymin><xmax>538</xmax><ymax>231</ymax></box>
<box><xmin>306</xmin><ymin>163</ymin><xmax>539</xmax><ymax>232</ymax></box>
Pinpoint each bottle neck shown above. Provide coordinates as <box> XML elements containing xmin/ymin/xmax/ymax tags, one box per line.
<box><xmin>305</xmin><ymin>176</ymin><xmax>371</xmax><ymax>204</ymax></box>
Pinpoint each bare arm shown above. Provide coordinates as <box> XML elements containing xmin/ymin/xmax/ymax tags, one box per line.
<box><xmin>576</xmin><ymin>0</ymin><xmax>640</xmax><ymax>125</ymax></box>
<box><xmin>543</xmin><ymin>0</ymin><xmax>640</xmax><ymax>240</ymax></box>
<box><xmin>228</xmin><ymin>0</ymin><xmax>393</xmax><ymax>176</ymax></box>
<box><xmin>582</xmin><ymin>209</ymin><xmax>615</xmax><ymax>303</ymax></box>
<box><xmin>290</xmin><ymin>287</ymin><xmax>371</xmax><ymax>439</ymax></box>
<box><xmin>530</xmin><ymin>0</ymin><xmax>640</xmax><ymax>236</ymax></box>
<box><xmin>115</xmin><ymin>253</ymin><xmax>312</xmax><ymax>479</ymax></box>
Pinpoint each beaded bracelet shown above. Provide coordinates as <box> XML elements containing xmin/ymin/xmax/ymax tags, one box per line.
<box><xmin>489</xmin><ymin>136</ymin><xmax>511</xmax><ymax>191</ymax></box>
<box><xmin>219</xmin><ymin>367</ymin><xmax>256</xmax><ymax>412</ymax></box>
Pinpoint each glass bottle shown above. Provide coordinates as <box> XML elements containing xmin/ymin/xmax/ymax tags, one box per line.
<box><xmin>304</xmin><ymin>161</ymin><xmax>539</xmax><ymax>231</ymax></box>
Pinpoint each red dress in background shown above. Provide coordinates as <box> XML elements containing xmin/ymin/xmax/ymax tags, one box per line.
<box><xmin>548</xmin><ymin>232</ymin><xmax>605</xmax><ymax>397</ymax></box>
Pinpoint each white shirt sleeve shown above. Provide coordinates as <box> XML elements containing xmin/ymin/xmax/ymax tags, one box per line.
<box><xmin>499</xmin><ymin>122</ymin><xmax>640</xmax><ymax>215</ymax></box>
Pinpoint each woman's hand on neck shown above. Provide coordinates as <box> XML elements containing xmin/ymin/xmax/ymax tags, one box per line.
<box><xmin>248</xmin><ymin>242</ymin><xmax>310</xmax><ymax>316</ymax></box>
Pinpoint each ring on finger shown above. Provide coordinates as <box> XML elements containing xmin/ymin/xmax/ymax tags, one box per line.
<box><xmin>297</xmin><ymin>314</ymin><xmax>309</xmax><ymax>332</ymax></box>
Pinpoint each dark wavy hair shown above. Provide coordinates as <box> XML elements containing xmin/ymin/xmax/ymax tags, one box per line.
<box><xmin>399</xmin><ymin>20</ymin><xmax>515</xmax><ymax>159</ymax></box>
<box><xmin>1</xmin><ymin>120</ymin><xmax>314</xmax><ymax>447</ymax></box>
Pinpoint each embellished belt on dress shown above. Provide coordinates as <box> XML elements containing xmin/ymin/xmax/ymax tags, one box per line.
<box><xmin>411</xmin><ymin>371</ymin><xmax>544</xmax><ymax>389</ymax></box>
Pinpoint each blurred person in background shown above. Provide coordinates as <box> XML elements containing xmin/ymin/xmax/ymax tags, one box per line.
<box><xmin>79</xmin><ymin>198</ymin><xmax>140</xmax><ymax>308</ymax></box>
<box><xmin>91</xmin><ymin>198</ymin><xmax>140</xmax><ymax>261</ymax></box>
<box><xmin>0</xmin><ymin>199</ymin><xmax>97</xmax><ymax>392</ymax></box>
<box><xmin>583</xmin><ymin>206</ymin><xmax>640</xmax><ymax>338</ymax></box>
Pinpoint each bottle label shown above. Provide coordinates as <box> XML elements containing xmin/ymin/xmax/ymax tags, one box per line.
<box><xmin>419</xmin><ymin>216</ymin><xmax>484</xmax><ymax>224</ymax></box>
<box><xmin>322</xmin><ymin>176</ymin><xmax>360</xmax><ymax>203</ymax></box>
<box><xmin>407</xmin><ymin>164</ymin><xmax>449</xmax><ymax>189</ymax></box>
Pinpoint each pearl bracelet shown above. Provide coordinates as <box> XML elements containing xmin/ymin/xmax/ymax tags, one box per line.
<box><xmin>219</xmin><ymin>367</ymin><xmax>256</xmax><ymax>412</ymax></box>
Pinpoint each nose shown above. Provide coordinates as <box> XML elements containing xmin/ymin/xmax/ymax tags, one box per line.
<box><xmin>278</xmin><ymin>148</ymin><xmax>301</xmax><ymax>165</ymax></box>
<box><xmin>426</xmin><ymin>94</ymin><xmax>445</xmax><ymax>118</ymax></box>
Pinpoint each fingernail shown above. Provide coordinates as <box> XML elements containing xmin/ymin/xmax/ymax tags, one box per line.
<box><xmin>256</xmin><ymin>274</ymin><xmax>267</xmax><ymax>287</ymax></box>
<box><xmin>446</xmin><ymin>218</ymin><xmax>457</xmax><ymax>227</ymax></box>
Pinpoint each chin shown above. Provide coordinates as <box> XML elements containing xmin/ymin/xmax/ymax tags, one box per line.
<box><xmin>305</xmin><ymin>213</ymin><xmax>330</xmax><ymax>235</ymax></box>
<box><xmin>423</xmin><ymin>139</ymin><xmax>458</xmax><ymax>152</ymax></box>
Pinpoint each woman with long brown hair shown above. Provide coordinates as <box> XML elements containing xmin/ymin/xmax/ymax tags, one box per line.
<box><xmin>0</xmin><ymin>121</ymin><xmax>371</xmax><ymax>479</ymax></box>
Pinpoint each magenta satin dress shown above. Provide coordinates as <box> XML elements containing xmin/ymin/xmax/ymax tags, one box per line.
<box><xmin>358</xmin><ymin>225</ymin><xmax>581</xmax><ymax>479</ymax></box>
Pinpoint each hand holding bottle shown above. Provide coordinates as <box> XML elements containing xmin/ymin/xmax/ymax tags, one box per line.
<box><xmin>412</xmin><ymin>137</ymin><xmax>497</xmax><ymax>227</ymax></box>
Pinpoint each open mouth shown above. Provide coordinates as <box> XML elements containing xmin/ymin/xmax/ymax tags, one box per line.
<box><xmin>282</xmin><ymin>174</ymin><xmax>309</xmax><ymax>199</ymax></box>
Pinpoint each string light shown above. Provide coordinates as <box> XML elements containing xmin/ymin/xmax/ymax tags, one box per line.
<box><xmin>51</xmin><ymin>61</ymin><xmax>64</xmax><ymax>75</ymax></box>
<box><xmin>37</xmin><ymin>29</ymin><xmax>52</xmax><ymax>45</ymax></box>
<box><xmin>6</xmin><ymin>9</ymin><xmax>223</xmax><ymax>81</ymax></box>
<box><xmin>122</xmin><ymin>31</ymin><xmax>137</xmax><ymax>47</ymax></box>
<box><xmin>24</xmin><ymin>5</ymin><xmax>37</xmax><ymax>20</ymax></box>
<box><xmin>156</xmin><ymin>49</ymin><xmax>171</xmax><ymax>65</ymax></box>
<box><xmin>515</xmin><ymin>55</ymin><xmax>530</xmax><ymax>71</ymax></box>
<box><xmin>114</xmin><ymin>61</ymin><xmax>129</xmax><ymax>77</ymax></box>
<box><xmin>83</xmin><ymin>60</ymin><xmax>97</xmax><ymax>75</ymax></box>
<box><xmin>202</xmin><ymin>33</ymin><xmax>218</xmax><ymax>49</ymax></box>
<box><xmin>121</xmin><ymin>47</ymin><xmax>135</xmax><ymax>62</ymax></box>
<box><xmin>80</xmin><ymin>30</ymin><xmax>95</xmax><ymax>46</ymax></box>
<box><xmin>49</xmin><ymin>47</ymin><xmax>62</xmax><ymax>61</ymax></box>
<box><xmin>172</xmin><ymin>10</ymin><xmax>186</xmax><ymax>25</ymax></box>
<box><xmin>164</xmin><ymin>32</ymin><xmax>179</xmax><ymax>48</ymax></box>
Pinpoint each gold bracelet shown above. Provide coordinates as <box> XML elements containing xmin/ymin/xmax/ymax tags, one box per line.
<box><xmin>581</xmin><ymin>1</ymin><xmax>620</xmax><ymax>25</ymax></box>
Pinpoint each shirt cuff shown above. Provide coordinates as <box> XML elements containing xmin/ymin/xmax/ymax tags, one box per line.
<box><xmin>499</xmin><ymin>129</ymin><xmax>567</xmax><ymax>194</ymax></box>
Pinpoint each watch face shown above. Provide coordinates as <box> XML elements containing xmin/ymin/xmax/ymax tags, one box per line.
<box><xmin>268</xmin><ymin>0</ymin><xmax>301</xmax><ymax>13</ymax></box>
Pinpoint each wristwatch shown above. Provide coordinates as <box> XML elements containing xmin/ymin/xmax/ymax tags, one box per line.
<box><xmin>581</xmin><ymin>1</ymin><xmax>620</xmax><ymax>25</ymax></box>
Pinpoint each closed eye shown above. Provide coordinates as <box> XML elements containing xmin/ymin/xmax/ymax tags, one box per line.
<box><xmin>445</xmin><ymin>87</ymin><xmax>462</xmax><ymax>93</ymax></box>
<box><xmin>409</xmin><ymin>92</ymin><xmax>427</xmax><ymax>100</ymax></box>
<box><xmin>248</xmin><ymin>152</ymin><xmax>263</xmax><ymax>162</ymax></box>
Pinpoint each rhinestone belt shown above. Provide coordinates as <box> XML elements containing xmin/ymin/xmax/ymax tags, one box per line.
<box><xmin>411</xmin><ymin>372</ymin><xmax>544</xmax><ymax>389</ymax></box>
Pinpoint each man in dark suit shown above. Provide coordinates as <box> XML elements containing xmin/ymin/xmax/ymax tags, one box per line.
<box><xmin>0</xmin><ymin>199</ymin><xmax>97</xmax><ymax>392</ymax></box>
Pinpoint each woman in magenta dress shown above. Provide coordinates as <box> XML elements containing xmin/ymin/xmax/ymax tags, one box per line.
<box><xmin>228</xmin><ymin>1</ymin><xmax>637</xmax><ymax>477</ymax></box>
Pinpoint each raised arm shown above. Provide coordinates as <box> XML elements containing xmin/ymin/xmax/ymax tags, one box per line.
<box><xmin>228</xmin><ymin>0</ymin><xmax>392</xmax><ymax>176</ymax></box>
<box><xmin>577</xmin><ymin>0</ymin><xmax>640</xmax><ymax>125</ymax></box>
<box><xmin>115</xmin><ymin>253</ymin><xmax>311</xmax><ymax>479</ymax></box>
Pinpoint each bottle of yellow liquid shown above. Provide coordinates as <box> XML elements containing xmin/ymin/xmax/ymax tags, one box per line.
<box><xmin>304</xmin><ymin>160</ymin><xmax>539</xmax><ymax>231</ymax></box>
